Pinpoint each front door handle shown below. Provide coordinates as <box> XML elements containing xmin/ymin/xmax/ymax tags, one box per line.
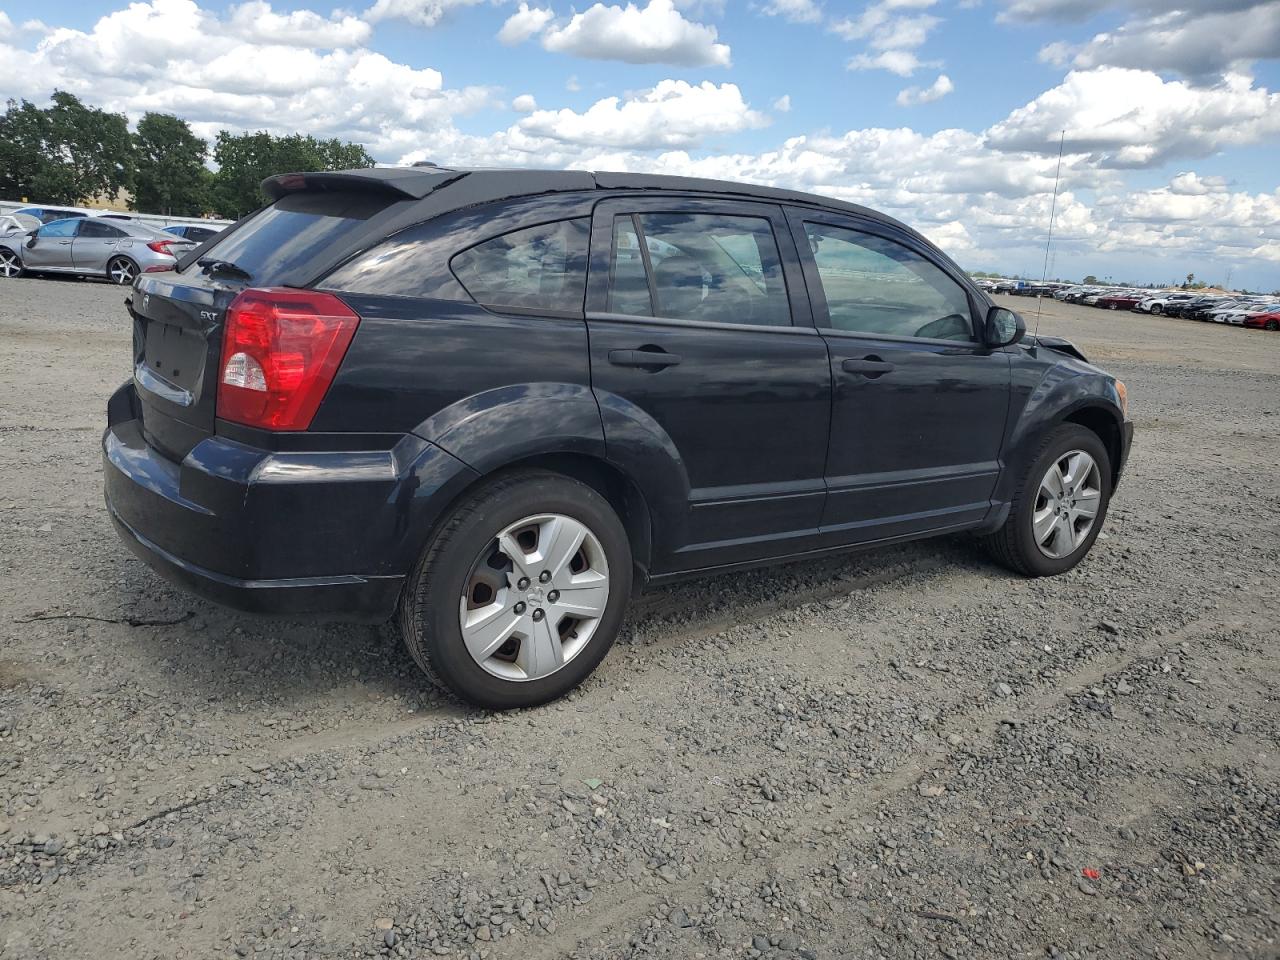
<box><xmin>57</xmin><ymin>240</ymin><xmax>72</xmax><ymax>245</ymax></box>
<box><xmin>841</xmin><ymin>356</ymin><xmax>895</xmax><ymax>377</ymax></box>
<box><xmin>608</xmin><ymin>349</ymin><xmax>682</xmax><ymax>369</ymax></box>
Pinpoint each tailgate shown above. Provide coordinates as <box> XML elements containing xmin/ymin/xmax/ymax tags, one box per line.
<box><xmin>130</xmin><ymin>272</ymin><xmax>241</xmax><ymax>461</ymax></box>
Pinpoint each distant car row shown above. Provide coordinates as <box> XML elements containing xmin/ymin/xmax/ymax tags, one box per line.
<box><xmin>975</xmin><ymin>279</ymin><xmax>1280</xmax><ymax>331</ymax></box>
<box><xmin>4</xmin><ymin>204</ymin><xmax>226</xmax><ymax>242</ymax></box>
<box><xmin>0</xmin><ymin>214</ymin><xmax>225</xmax><ymax>284</ymax></box>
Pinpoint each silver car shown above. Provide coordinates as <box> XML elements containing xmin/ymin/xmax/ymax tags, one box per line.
<box><xmin>0</xmin><ymin>216</ymin><xmax>196</xmax><ymax>284</ymax></box>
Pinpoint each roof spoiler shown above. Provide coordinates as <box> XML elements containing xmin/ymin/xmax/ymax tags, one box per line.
<box><xmin>261</xmin><ymin>166</ymin><xmax>467</xmax><ymax>202</ymax></box>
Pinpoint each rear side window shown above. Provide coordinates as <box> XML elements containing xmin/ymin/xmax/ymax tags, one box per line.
<box><xmin>80</xmin><ymin>221</ymin><xmax>125</xmax><ymax>239</ymax></box>
<box><xmin>451</xmin><ymin>219</ymin><xmax>589</xmax><ymax>314</ymax></box>
<box><xmin>195</xmin><ymin>191</ymin><xmax>393</xmax><ymax>285</ymax></box>
<box><xmin>606</xmin><ymin>212</ymin><xmax>792</xmax><ymax>327</ymax></box>
<box><xmin>804</xmin><ymin>222</ymin><xmax>974</xmax><ymax>341</ymax></box>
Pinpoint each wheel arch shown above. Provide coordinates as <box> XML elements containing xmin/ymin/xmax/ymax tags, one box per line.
<box><xmin>1061</xmin><ymin>404</ymin><xmax>1124</xmax><ymax>487</ymax></box>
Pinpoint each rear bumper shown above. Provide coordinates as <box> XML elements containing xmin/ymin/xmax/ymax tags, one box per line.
<box><xmin>103</xmin><ymin>382</ymin><xmax>477</xmax><ymax>622</ymax></box>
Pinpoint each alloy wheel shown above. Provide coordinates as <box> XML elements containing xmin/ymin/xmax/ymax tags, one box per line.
<box><xmin>108</xmin><ymin>258</ymin><xmax>136</xmax><ymax>285</ymax></box>
<box><xmin>458</xmin><ymin>513</ymin><xmax>610</xmax><ymax>682</ymax></box>
<box><xmin>0</xmin><ymin>250</ymin><xmax>21</xmax><ymax>278</ymax></box>
<box><xmin>1032</xmin><ymin>450</ymin><xmax>1102</xmax><ymax>559</ymax></box>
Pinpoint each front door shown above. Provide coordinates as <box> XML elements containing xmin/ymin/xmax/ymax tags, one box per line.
<box><xmin>788</xmin><ymin>211</ymin><xmax>1012</xmax><ymax>542</ymax></box>
<box><xmin>586</xmin><ymin>197</ymin><xmax>831</xmax><ymax>572</ymax></box>
<box><xmin>24</xmin><ymin>219</ymin><xmax>79</xmax><ymax>271</ymax></box>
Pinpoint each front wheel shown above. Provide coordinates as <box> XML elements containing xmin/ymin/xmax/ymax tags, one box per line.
<box><xmin>1266</xmin><ymin>319</ymin><xmax>1279</xmax><ymax>331</ymax></box>
<box><xmin>0</xmin><ymin>248</ymin><xmax>23</xmax><ymax>279</ymax></box>
<box><xmin>399</xmin><ymin>470</ymin><xmax>632</xmax><ymax>709</ymax></box>
<box><xmin>983</xmin><ymin>424</ymin><xmax>1112</xmax><ymax>577</ymax></box>
<box><xmin>107</xmin><ymin>256</ymin><xmax>137</xmax><ymax>286</ymax></box>
<box><xmin>1150</xmin><ymin>304</ymin><xmax>1163</xmax><ymax>315</ymax></box>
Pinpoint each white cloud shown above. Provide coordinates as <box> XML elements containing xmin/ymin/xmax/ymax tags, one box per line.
<box><xmin>1169</xmin><ymin>172</ymin><xmax>1229</xmax><ymax>196</ymax></box>
<box><xmin>364</xmin><ymin>0</ymin><xmax>488</xmax><ymax>28</ymax></box>
<box><xmin>515</xmin><ymin>79</ymin><xmax>767</xmax><ymax>148</ymax></box>
<box><xmin>897</xmin><ymin>73</ymin><xmax>953</xmax><ymax>105</ymax></box>
<box><xmin>540</xmin><ymin>0</ymin><xmax>731</xmax><ymax>66</ymax></box>
<box><xmin>759</xmin><ymin>0</ymin><xmax>823</xmax><ymax>23</ymax></box>
<box><xmin>773</xmin><ymin>94</ymin><xmax>792</xmax><ymax>112</ymax></box>
<box><xmin>847</xmin><ymin>50</ymin><xmax>932</xmax><ymax>76</ymax></box>
<box><xmin>226</xmin><ymin>1</ymin><xmax>371</xmax><ymax>47</ymax></box>
<box><xmin>832</xmin><ymin>1</ymin><xmax>939</xmax><ymax>48</ymax></box>
<box><xmin>986</xmin><ymin>68</ymin><xmax>1280</xmax><ymax>168</ymax></box>
<box><xmin>497</xmin><ymin>3</ymin><xmax>554</xmax><ymax>44</ymax></box>
<box><xmin>512</xmin><ymin>93</ymin><xmax>538</xmax><ymax>112</ymax></box>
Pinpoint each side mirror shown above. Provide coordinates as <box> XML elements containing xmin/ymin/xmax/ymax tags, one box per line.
<box><xmin>985</xmin><ymin>305</ymin><xmax>1025</xmax><ymax>348</ymax></box>
<box><xmin>26</xmin><ymin>233</ymin><xmax>38</xmax><ymax>248</ymax></box>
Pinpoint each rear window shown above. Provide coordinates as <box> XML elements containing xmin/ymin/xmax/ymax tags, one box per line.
<box><xmin>191</xmin><ymin>191</ymin><xmax>392</xmax><ymax>285</ymax></box>
<box><xmin>450</xmin><ymin>219</ymin><xmax>589</xmax><ymax>314</ymax></box>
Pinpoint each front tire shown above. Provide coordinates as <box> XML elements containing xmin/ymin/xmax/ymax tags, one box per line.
<box><xmin>0</xmin><ymin>248</ymin><xmax>23</xmax><ymax>279</ymax></box>
<box><xmin>1266</xmin><ymin>319</ymin><xmax>1279</xmax><ymax>332</ymax></box>
<box><xmin>1150</xmin><ymin>303</ymin><xmax>1163</xmax><ymax>315</ymax></box>
<box><xmin>983</xmin><ymin>424</ymin><xmax>1112</xmax><ymax>577</ymax></box>
<box><xmin>399</xmin><ymin>470</ymin><xmax>632</xmax><ymax>709</ymax></box>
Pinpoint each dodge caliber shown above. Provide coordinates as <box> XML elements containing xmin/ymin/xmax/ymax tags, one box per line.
<box><xmin>103</xmin><ymin>167</ymin><xmax>1133</xmax><ymax>709</ymax></box>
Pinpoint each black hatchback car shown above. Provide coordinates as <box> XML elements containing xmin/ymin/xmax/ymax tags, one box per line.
<box><xmin>104</xmin><ymin>167</ymin><xmax>1132</xmax><ymax>709</ymax></box>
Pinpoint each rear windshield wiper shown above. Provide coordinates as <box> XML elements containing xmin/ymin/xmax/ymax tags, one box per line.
<box><xmin>198</xmin><ymin>257</ymin><xmax>252</xmax><ymax>281</ymax></box>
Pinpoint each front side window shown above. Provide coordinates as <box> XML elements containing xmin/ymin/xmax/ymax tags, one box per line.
<box><xmin>805</xmin><ymin>222</ymin><xmax>973</xmax><ymax>341</ymax></box>
<box><xmin>39</xmin><ymin>219</ymin><xmax>80</xmax><ymax>239</ymax></box>
<box><xmin>607</xmin><ymin>212</ymin><xmax>792</xmax><ymax>327</ymax></box>
<box><xmin>451</xmin><ymin>218</ymin><xmax>589</xmax><ymax>314</ymax></box>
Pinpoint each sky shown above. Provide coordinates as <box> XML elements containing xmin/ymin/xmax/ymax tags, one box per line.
<box><xmin>2</xmin><ymin>0</ymin><xmax>1279</xmax><ymax>290</ymax></box>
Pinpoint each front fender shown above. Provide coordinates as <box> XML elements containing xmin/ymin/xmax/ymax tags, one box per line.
<box><xmin>999</xmin><ymin>362</ymin><xmax>1125</xmax><ymax>500</ymax></box>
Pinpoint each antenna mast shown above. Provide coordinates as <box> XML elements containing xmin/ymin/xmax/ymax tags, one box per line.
<box><xmin>1034</xmin><ymin>129</ymin><xmax>1066</xmax><ymax>338</ymax></box>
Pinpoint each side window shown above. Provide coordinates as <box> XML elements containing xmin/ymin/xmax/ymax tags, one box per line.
<box><xmin>607</xmin><ymin>212</ymin><xmax>792</xmax><ymax>326</ymax></box>
<box><xmin>39</xmin><ymin>219</ymin><xmax>80</xmax><ymax>239</ymax></box>
<box><xmin>451</xmin><ymin>218</ymin><xmax>589</xmax><ymax>314</ymax></box>
<box><xmin>79</xmin><ymin>221</ymin><xmax>124</xmax><ymax>239</ymax></box>
<box><xmin>804</xmin><ymin>222</ymin><xmax>974</xmax><ymax>341</ymax></box>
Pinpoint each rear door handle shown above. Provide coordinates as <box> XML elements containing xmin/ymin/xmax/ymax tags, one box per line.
<box><xmin>841</xmin><ymin>357</ymin><xmax>895</xmax><ymax>377</ymax></box>
<box><xmin>608</xmin><ymin>349</ymin><xmax>682</xmax><ymax>369</ymax></box>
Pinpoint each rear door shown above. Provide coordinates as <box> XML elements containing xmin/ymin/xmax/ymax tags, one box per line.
<box><xmin>74</xmin><ymin>220</ymin><xmax>127</xmax><ymax>272</ymax></box>
<box><xmin>586</xmin><ymin>196</ymin><xmax>831</xmax><ymax>571</ymax></box>
<box><xmin>24</xmin><ymin>219</ymin><xmax>79</xmax><ymax>270</ymax></box>
<box><xmin>788</xmin><ymin>209</ymin><xmax>1011</xmax><ymax>542</ymax></box>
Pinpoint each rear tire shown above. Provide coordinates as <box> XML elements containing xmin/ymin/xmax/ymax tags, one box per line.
<box><xmin>983</xmin><ymin>424</ymin><xmax>1112</xmax><ymax>577</ymax></box>
<box><xmin>399</xmin><ymin>470</ymin><xmax>632</xmax><ymax>709</ymax></box>
<box><xmin>107</xmin><ymin>256</ymin><xmax>137</xmax><ymax>286</ymax></box>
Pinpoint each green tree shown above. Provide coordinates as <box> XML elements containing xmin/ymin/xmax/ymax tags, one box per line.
<box><xmin>1082</xmin><ymin>275</ymin><xmax>1097</xmax><ymax>284</ymax></box>
<box><xmin>209</xmin><ymin>131</ymin><xmax>375</xmax><ymax>218</ymax></box>
<box><xmin>132</xmin><ymin>113</ymin><xmax>209</xmax><ymax>216</ymax></box>
<box><xmin>0</xmin><ymin>91</ymin><xmax>134</xmax><ymax>204</ymax></box>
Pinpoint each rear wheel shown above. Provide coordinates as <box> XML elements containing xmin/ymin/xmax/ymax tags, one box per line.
<box><xmin>1108</xmin><ymin>303</ymin><xmax>1118</xmax><ymax>310</ymax></box>
<box><xmin>107</xmin><ymin>256</ymin><xmax>137</xmax><ymax>286</ymax></box>
<box><xmin>983</xmin><ymin>424</ymin><xmax>1112</xmax><ymax>577</ymax></box>
<box><xmin>399</xmin><ymin>470</ymin><xmax>632</xmax><ymax>709</ymax></box>
<box><xmin>0</xmin><ymin>249</ymin><xmax>22</xmax><ymax>279</ymax></box>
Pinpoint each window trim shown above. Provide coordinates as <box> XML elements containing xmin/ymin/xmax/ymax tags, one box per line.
<box><xmin>785</xmin><ymin>206</ymin><xmax>983</xmax><ymax>345</ymax></box>
<box><xmin>587</xmin><ymin>195</ymin><xmax>814</xmax><ymax>331</ymax></box>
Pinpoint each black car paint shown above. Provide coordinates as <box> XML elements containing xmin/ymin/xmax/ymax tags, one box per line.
<box><xmin>104</xmin><ymin>170</ymin><xmax>1133</xmax><ymax>621</ymax></box>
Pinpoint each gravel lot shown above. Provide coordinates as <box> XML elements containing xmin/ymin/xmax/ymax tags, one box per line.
<box><xmin>1</xmin><ymin>278</ymin><xmax>1277</xmax><ymax>960</ymax></box>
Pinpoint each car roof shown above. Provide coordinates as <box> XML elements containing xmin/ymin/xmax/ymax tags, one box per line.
<box><xmin>262</xmin><ymin>166</ymin><xmax>928</xmax><ymax>246</ymax></box>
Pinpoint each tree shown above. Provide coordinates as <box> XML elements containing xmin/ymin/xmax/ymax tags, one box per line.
<box><xmin>209</xmin><ymin>131</ymin><xmax>375</xmax><ymax>219</ymax></box>
<box><xmin>0</xmin><ymin>92</ymin><xmax>134</xmax><ymax>204</ymax></box>
<box><xmin>1184</xmin><ymin>272</ymin><xmax>1195</xmax><ymax>288</ymax></box>
<box><xmin>132</xmin><ymin>113</ymin><xmax>209</xmax><ymax>216</ymax></box>
<box><xmin>1082</xmin><ymin>275</ymin><xmax>1097</xmax><ymax>284</ymax></box>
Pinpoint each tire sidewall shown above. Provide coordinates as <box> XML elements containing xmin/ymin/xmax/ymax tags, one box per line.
<box><xmin>411</xmin><ymin>473</ymin><xmax>632</xmax><ymax>709</ymax></box>
<box><xmin>1012</xmin><ymin>425</ymin><xmax>1112</xmax><ymax>576</ymax></box>
<box><xmin>108</xmin><ymin>257</ymin><xmax>136</xmax><ymax>285</ymax></box>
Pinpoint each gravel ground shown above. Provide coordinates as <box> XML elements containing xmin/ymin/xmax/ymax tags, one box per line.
<box><xmin>1</xmin><ymin>277</ymin><xmax>1277</xmax><ymax>960</ymax></box>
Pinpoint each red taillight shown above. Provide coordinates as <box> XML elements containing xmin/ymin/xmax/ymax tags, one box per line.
<box><xmin>147</xmin><ymin>239</ymin><xmax>174</xmax><ymax>254</ymax></box>
<box><xmin>216</xmin><ymin>288</ymin><xmax>360</xmax><ymax>431</ymax></box>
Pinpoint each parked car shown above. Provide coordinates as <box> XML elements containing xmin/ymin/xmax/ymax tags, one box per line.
<box><xmin>1165</xmin><ymin>295</ymin><xmax>1222</xmax><ymax>319</ymax></box>
<box><xmin>1094</xmin><ymin>292</ymin><xmax>1144</xmax><ymax>311</ymax></box>
<box><xmin>102</xmin><ymin>167</ymin><xmax>1133</xmax><ymax>709</ymax></box>
<box><xmin>1243</xmin><ymin>310</ymin><xmax>1280</xmax><ymax>331</ymax></box>
<box><xmin>0</xmin><ymin>216</ymin><xmax>196</xmax><ymax>283</ymax></box>
<box><xmin>11</xmin><ymin>205</ymin><xmax>90</xmax><ymax>224</ymax></box>
<box><xmin>164</xmin><ymin>223</ymin><xmax>223</xmax><ymax>244</ymax></box>
<box><xmin>1224</xmin><ymin>302</ymin><xmax>1280</xmax><ymax>325</ymax></box>
<box><xmin>1134</xmin><ymin>293</ymin><xmax>1195</xmax><ymax>315</ymax></box>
